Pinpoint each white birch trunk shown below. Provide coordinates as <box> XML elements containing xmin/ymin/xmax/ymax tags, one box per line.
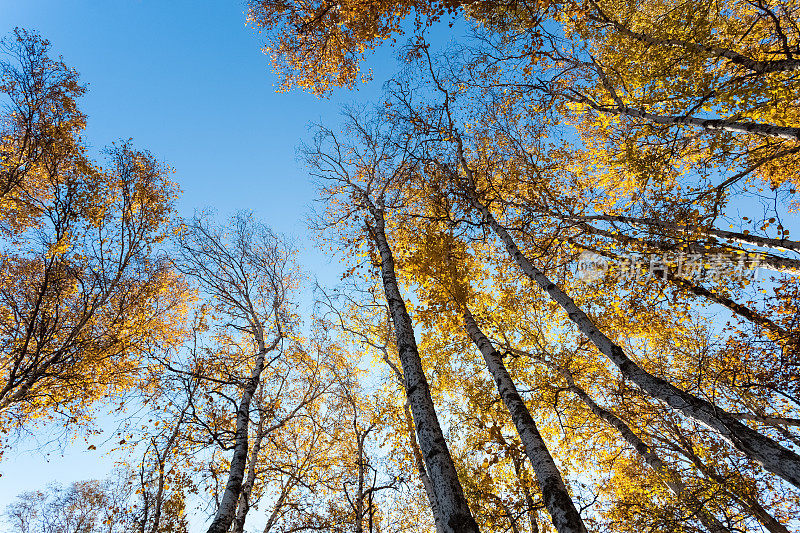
<box><xmin>368</xmin><ymin>206</ymin><xmax>480</xmax><ymax>533</ymax></box>
<box><xmin>588</xmin><ymin>5</ymin><xmax>800</xmax><ymax>75</ymax></box>
<box><xmin>261</xmin><ymin>477</ymin><xmax>297</xmax><ymax>533</ymax></box>
<box><xmin>573</xmin><ymin>235</ymin><xmax>792</xmax><ymax>342</ymax></box>
<box><xmin>577</xmin><ymin>214</ymin><xmax>800</xmax><ymax>254</ymax></box>
<box><xmin>404</xmin><ymin>402</ymin><xmax>447</xmax><ymax>533</ymax></box>
<box><xmin>461</xmin><ymin>181</ymin><xmax>800</xmax><ymax>489</ymax></box>
<box><xmin>463</xmin><ymin>310</ymin><xmax>587</xmax><ymax>533</ymax></box>
<box><xmin>510</xmin><ymin>454</ymin><xmax>540</xmax><ymax>533</ymax></box>
<box><xmin>232</xmin><ymin>404</ymin><xmax>266</xmax><ymax>533</ymax></box>
<box><xmin>576</xmin><ymin>220</ymin><xmax>800</xmax><ymax>275</ymax></box>
<box><xmin>677</xmin><ymin>442</ymin><xmax>791</xmax><ymax>533</ymax></box>
<box><xmin>533</xmin><ymin>354</ymin><xmax>730</xmax><ymax>533</ymax></box>
<box><xmin>206</xmin><ymin>349</ymin><xmax>267</xmax><ymax>533</ymax></box>
<box><xmin>571</xmin><ymin>96</ymin><xmax>800</xmax><ymax>140</ymax></box>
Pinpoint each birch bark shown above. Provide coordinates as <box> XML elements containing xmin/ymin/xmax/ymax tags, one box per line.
<box><xmin>463</xmin><ymin>310</ymin><xmax>587</xmax><ymax>533</ymax></box>
<box><xmin>454</xmin><ymin>149</ymin><xmax>800</xmax><ymax>488</ymax></box>
<box><xmin>521</xmin><ymin>350</ymin><xmax>729</xmax><ymax>533</ymax></box>
<box><xmin>575</xmin><ymin>214</ymin><xmax>800</xmax><ymax>254</ymax></box>
<box><xmin>206</xmin><ymin>348</ymin><xmax>268</xmax><ymax>533</ymax></box>
<box><xmin>367</xmin><ymin>204</ymin><xmax>480</xmax><ymax>533</ymax></box>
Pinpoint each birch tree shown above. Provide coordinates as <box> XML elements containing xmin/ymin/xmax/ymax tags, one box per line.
<box><xmin>0</xmin><ymin>28</ymin><xmax>186</xmax><ymax>438</ymax></box>
<box><xmin>303</xmin><ymin>114</ymin><xmax>481</xmax><ymax>533</ymax></box>
<box><xmin>173</xmin><ymin>212</ymin><xmax>296</xmax><ymax>533</ymax></box>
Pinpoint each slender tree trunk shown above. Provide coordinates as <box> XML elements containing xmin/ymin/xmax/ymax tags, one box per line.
<box><xmin>728</xmin><ymin>413</ymin><xmax>800</xmax><ymax>428</ymax></box>
<box><xmin>674</xmin><ymin>440</ymin><xmax>791</xmax><ymax>533</ymax></box>
<box><xmin>457</xmin><ymin>168</ymin><xmax>800</xmax><ymax>489</ymax></box>
<box><xmin>368</xmin><ymin>479</ymin><xmax>376</xmax><ymax>533</ymax></box>
<box><xmin>730</xmin><ymin>412</ymin><xmax>800</xmax><ymax>448</ymax></box>
<box><xmin>206</xmin><ymin>349</ymin><xmax>268</xmax><ymax>533</ymax></box>
<box><xmin>522</xmin><ymin>351</ymin><xmax>729</xmax><ymax>533</ymax></box>
<box><xmin>499</xmin><ymin>498</ymin><xmax>521</xmax><ymax>533</ymax></box>
<box><xmin>567</xmin><ymin>93</ymin><xmax>800</xmax><ymax>141</ymax></box>
<box><xmin>382</xmin><ymin>345</ymin><xmax>446</xmax><ymax>533</ymax></box>
<box><xmin>587</xmin><ymin>0</ymin><xmax>800</xmax><ymax>74</ymax></box>
<box><xmin>575</xmin><ymin>238</ymin><xmax>792</xmax><ymax>342</ymax></box>
<box><xmin>404</xmin><ymin>402</ymin><xmax>447</xmax><ymax>533</ymax></box>
<box><xmin>367</xmin><ymin>206</ymin><xmax>480</xmax><ymax>533</ymax></box>
<box><xmin>511</xmin><ymin>455</ymin><xmax>540</xmax><ymax>533</ymax></box>
<box><xmin>355</xmin><ymin>429</ymin><xmax>366</xmax><ymax>533</ymax></box>
<box><xmin>576</xmin><ymin>220</ymin><xmax>800</xmax><ymax>275</ymax></box>
<box><xmin>666</xmin><ymin>273</ymin><xmax>791</xmax><ymax>340</ymax></box>
<box><xmin>576</xmin><ymin>214</ymin><xmax>800</xmax><ymax>254</ymax></box>
<box><xmin>138</xmin><ymin>464</ymin><xmax>150</xmax><ymax>533</ymax></box>
<box><xmin>529</xmin><ymin>512</ymin><xmax>539</xmax><ymax>533</ymax></box>
<box><xmin>232</xmin><ymin>400</ymin><xmax>267</xmax><ymax>533</ymax></box>
<box><xmin>262</xmin><ymin>477</ymin><xmax>297</xmax><ymax>533</ymax></box>
<box><xmin>149</xmin><ymin>406</ymin><xmax>187</xmax><ymax>533</ymax></box>
<box><xmin>463</xmin><ymin>309</ymin><xmax>587</xmax><ymax>533</ymax></box>
<box><xmin>570</xmin><ymin>389</ymin><xmax>728</xmax><ymax>533</ymax></box>
<box><xmin>731</xmin><ymin>493</ymin><xmax>791</xmax><ymax>533</ymax></box>
<box><xmin>150</xmin><ymin>447</ymin><xmax>167</xmax><ymax>533</ymax></box>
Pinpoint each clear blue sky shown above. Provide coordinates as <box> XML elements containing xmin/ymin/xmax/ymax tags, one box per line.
<box><xmin>0</xmin><ymin>0</ymin><xmax>399</xmax><ymax>513</ymax></box>
<box><xmin>1</xmin><ymin>0</ymin><xmax>391</xmax><ymax>229</ymax></box>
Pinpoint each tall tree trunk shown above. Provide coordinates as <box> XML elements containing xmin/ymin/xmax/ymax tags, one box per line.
<box><xmin>521</xmin><ymin>350</ymin><xmax>729</xmax><ymax>533</ymax></box>
<box><xmin>575</xmin><ymin>220</ymin><xmax>800</xmax><ymax>276</ymax></box>
<box><xmin>499</xmin><ymin>498</ymin><xmax>521</xmax><ymax>533</ymax></box>
<box><xmin>206</xmin><ymin>349</ymin><xmax>268</xmax><ymax>533</ymax></box>
<box><xmin>563</xmin><ymin>90</ymin><xmax>800</xmax><ymax>141</ymax></box>
<box><xmin>138</xmin><ymin>463</ymin><xmax>150</xmax><ymax>533</ymax></box>
<box><xmin>673</xmin><ymin>438</ymin><xmax>791</xmax><ymax>533</ymax></box>
<box><xmin>575</xmin><ymin>214</ymin><xmax>800</xmax><ymax>254</ymax></box>
<box><xmin>367</xmin><ymin>205</ymin><xmax>480</xmax><ymax>533</ymax></box>
<box><xmin>354</xmin><ymin>427</ymin><xmax>368</xmax><ymax>533</ymax></box>
<box><xmin>586</xmin><ymin>0</ymin><xmax>800</xmax><ymax>74</ymax></box>
<box><xmin>149</xmin><ymin>405</ymin><xmax>188</xmax><ymax>533</ymax></box>
<box><xmin>732</xmin><ymin>495</ymin><xmax>791</xmax><ymax>533</ymax></box>
<box><xmin>511</xmin><ymin>455</ymin><xmax>540</xmax><ymax>533</ymax></box>
<box><xmin>381</xmin><ymin>342</ymin><xmax>446</xmax><ymax>533</ymax></box>
<box><xmin>666</xmin><ymin>273</ymin><xmax>791</xmax><ymax>341</ymax></box>
<box><xmin>575</xmin><ymin>240</ymin><xmax>792</xmax><ymax>343</ymax></box>
<box><xmin>232</xmin><ymin>398</ymin><xmax>267</xmax><ymax>533</ymax></box>
<box><xmin>456</xmin><ymin>156</ymin><xmax>800</xmax><ymax>488</ymax></box>
<box><xmin>404</xmin><ymin>402</ymin><xmax>447</xmax><ymax>533</ymax></box>
<box><xmin>368</xmin><ymin>476</ymin><xmax>376</xmax><ymax>533</ymax></box>
<box><xmin>463</xmin><ymin>309</ymin><xmax>587</xmax><ymax>533</ymax></box>
<box><xmin>262</xmin><ymin>477</ymin><xmax>298</xmax><ymax>533</ymax></box>
<box><xmin>729</xmin><ymin>413</ymin><xmax>800</xmax><ymax>428</ymax></box>
<box><xmin>150</xmin><ymin>446</ymin><xmax>168</xmax><ymax>533</ymax></box>
<box><xmin>571</xmin><ymin>389</ymin><xmax>728</xmax><ymax>533</ymax></box>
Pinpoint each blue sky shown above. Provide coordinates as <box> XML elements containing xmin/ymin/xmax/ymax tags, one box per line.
<box><xmin>0</xmin><ymin>0</ymin><xmax>389</xmax><ymax>228</ymax></box>
<box><xmin>0</xmin><ymin>0</ymin><xmax>400</xmax><ymax>513</ymax></box>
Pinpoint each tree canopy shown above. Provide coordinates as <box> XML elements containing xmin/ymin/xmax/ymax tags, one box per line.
<box><xmin>3</xmin><ymin>1</ymin><xmax>800</xmax><ymax>531</ymax></box>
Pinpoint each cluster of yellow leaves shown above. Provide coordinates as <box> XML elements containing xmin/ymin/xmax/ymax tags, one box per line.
<box><xmin>0</xmin><ymin>30</ymin><xmax>189</xmax><ymax>439</ymax></box>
